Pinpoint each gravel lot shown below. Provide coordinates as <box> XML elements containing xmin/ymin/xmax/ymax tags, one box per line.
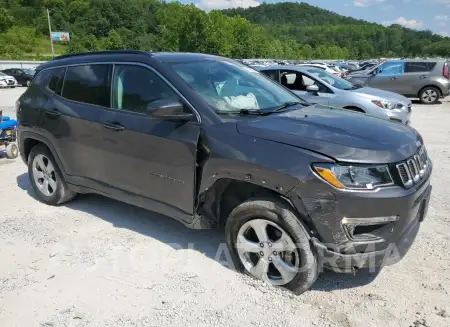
<box><xmin>1</xmin><ymin>87</ymin><xmax>449</xmax><ymax>327</ymax></box>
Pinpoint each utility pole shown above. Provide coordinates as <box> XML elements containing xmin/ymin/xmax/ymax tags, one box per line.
<box><xmin>46</xmin><ymin>8</ymin><xmax>55</xmax><ymax>58</ymax></box>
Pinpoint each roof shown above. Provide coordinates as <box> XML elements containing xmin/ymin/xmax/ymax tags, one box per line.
<box><xmin>37</xmin><ymin>51</ymin><xmax>229</xmax><ymax>71</ymax></box>
<box><xmin>254</xmin><ymin>65</ymin><xmax>322</xmax><ymax>72</ymax></box>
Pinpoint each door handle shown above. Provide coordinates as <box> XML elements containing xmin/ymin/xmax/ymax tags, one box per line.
<box><xmin>390</xmin><ymin>77</ymin><xmax>398</xmax><ymax>80</ymax></box>
<box><xmin>45</xmin><ymin>109</ymin><xmax>61</xmax><ymax>117</ymax></box>
<box><xmin>103</xmin><ymin>121</ymin><xmax>125</xmax><ymax>131</ymax></box>
<box><xmin>419</xmin><ymin>75</ymin><xmax>428</xmax><ymax>79</ymax></box>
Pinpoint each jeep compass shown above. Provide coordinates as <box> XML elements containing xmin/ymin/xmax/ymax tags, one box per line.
<box><xmin>16</xmin><ymin>51</ymin><xmax>432</xmax><ymax>294</ymax></box>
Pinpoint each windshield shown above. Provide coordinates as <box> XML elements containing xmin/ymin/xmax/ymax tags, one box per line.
<box><xmin>302</xmin><ymin>68</ymin><xmax>356</xmax><ymax>90</ymax></box>
<box><xmin>23</xmin><ymin>69</ymin><xmax>35</xmax><ymax>75</ymax></box>
<box><xmin>171</xmin><ymin>59</ymin><xmax>302</xmax><ymax>114</ymax></box>
<box><xmin>0</xmin><ymin>72</ymin><xmax>7</xmax><ymax>76</ymax></box>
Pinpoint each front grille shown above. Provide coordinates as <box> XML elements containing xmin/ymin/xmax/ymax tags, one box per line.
<box><xmin>396</xmin><ymin>147</ymin><xmax>429</xmax><ymax>188</ymax></box>
<box><xmin>7</xmin><ymin>80</ymin><xmax>14</xmax><ymax>85</ymax></box>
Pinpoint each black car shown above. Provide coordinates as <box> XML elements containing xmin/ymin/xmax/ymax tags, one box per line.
<box><xmin>1</xmin><ymin>68</ymin><xmax>35</xmax><ymax>86</ymax></box>
<box><xmin>16</xmin><ymin>51</ymin><xmax>432</xmax><ymax>294</ymax></box>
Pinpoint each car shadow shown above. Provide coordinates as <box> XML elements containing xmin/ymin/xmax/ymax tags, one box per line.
<box><xmin>411</xmin><ymin>99</ymin><xmax>443</xmax><ymax>105</ymax></box>
<box><xmin>16</xmin><ymin>172</ymin><xmax>379</xmax><ymax>293</ymax></box>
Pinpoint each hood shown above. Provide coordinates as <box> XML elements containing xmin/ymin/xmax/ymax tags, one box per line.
<box><xmin>237</xmin><ymin>105</ymin><xmax>421</xmax><ymax>164</ymax></box>
<box><xmin>351</xmin><ymin>87</ymin><xmax>411</xmax><ymax>104</ymax></box>
<box><xmin>0</xmin><ymin>75</ymin><xmax>14</xmax><ymax>80</ymax></box>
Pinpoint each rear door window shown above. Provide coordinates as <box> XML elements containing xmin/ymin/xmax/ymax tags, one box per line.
<box><xmin>261</xmin><ymin>70</ymin><xmax>278</xmax><ymax>82</ymax></box>
<box><xmin>378</xmin><ymin>62</ymin><xmax>405</xmax><ymax>76</ymax></box>
<box><xmin>405</xmin><ymin>62</ymin><xmax>436</xmax><ymax>73</ymax></box>
<box><xmin>47</xmin><ymin>67</ymin><xmax>66</xmax><ymax>95</ymax></box>
<box><xmin>62</xmin><ymin>64</ymin><xmax>111</xmax><ymax>107</ymax></box>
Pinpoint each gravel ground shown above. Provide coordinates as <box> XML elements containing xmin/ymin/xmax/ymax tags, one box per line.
<box><xmin>1</xmin><ymin>87</ymin><xmax>449</xmax><ymax>327</ymax></box>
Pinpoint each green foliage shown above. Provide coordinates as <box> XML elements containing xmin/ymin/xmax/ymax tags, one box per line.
<box><xmin>0</xmin><ymin>8</ymin><xmax>14</xmax><ymax>33</ymax></box>
<box><xmin>0</xmin><ymin>0</ymin><xmax>449</xmax><ymax>61</ymax></box>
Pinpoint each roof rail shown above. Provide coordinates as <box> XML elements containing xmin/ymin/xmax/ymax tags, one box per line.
<box><xmin>51</xmin><ymin>50</ymin><xmax>151</xmax><ymax>61</ymax></box>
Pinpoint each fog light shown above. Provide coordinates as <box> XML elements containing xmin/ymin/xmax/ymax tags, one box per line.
<box><xmin>342</xmin><ymin>216</ymin><xmax>399</xmax><ymax>241</ymax></box>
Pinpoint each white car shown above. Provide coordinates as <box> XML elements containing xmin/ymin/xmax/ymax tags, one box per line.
<box><xmin>296</xmin><ymin>64</ymin><xmax>343</xmax><ymax>77</ymax></box>
<box><xmin>0</xmin><ymin>72</ymin><xmax>17</xmax><ymax>88</ymax></box>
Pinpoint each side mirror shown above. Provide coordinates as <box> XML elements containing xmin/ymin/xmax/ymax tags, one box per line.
<box><xmin>146</xmin><ymin>99</ymin><xmax>194</xmax><ymax>121</ymax></box>
<box><xmin>306</xmin><ymin>85</ymin><xmax>319</xmax><ymax>93</ymax></box>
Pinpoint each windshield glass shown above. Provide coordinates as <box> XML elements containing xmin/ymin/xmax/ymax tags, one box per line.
<box><xmin>23</xmin><ymin>69</ymin><xmax>35</xmax><ymax>75</ymax></box>
<box><xmin>171</xmin><ymin>60</ymin><xmax>302</xmax><ymax>113</ymax></box>
<box><xmin>302</xmin><ymin>68</ymin><xmax>356</xmax><ymax>90</ymax></box>
<box><xmin>0</xmin><ymin>72</ymin><xmax>7</xmax><ymax>76</ymax></box>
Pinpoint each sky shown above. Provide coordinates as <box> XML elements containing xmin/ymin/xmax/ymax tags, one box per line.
<box><xmin>185</xmin><ymin>0</ymin><xmax>450</xmax><ymax>37</ymax></box>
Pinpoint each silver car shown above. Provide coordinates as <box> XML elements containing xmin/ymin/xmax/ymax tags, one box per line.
<box><xmin>346</xmin><ymin>59</ymin><xmax>450</xmax><ymax>104</ymax></box>
<box><xmin>258</xmin><ymin>65</ymin><xmax>411</xmax><ymax>124</ymax></box>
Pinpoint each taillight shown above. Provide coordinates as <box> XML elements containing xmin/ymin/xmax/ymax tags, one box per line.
<box><xmin>444</xmin><ymin>62</ymin><xmax>449</xmax><ymax>79</ymax></box>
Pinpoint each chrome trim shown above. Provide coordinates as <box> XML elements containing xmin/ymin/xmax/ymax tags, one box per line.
<box><xmin>342</xmin><ymin>216</ymin><xmax>399</xmax><ymax>225</ymax></box>
<box><xmin>396</xmin><ymin>147</ymin><xmax>429</xmax><ymax>188</ymax></box>
<box><xmin>407</xmin><ymin>158</ymin><xmax>420</xmax><ymax>182</ymax></box>
<box><xmin>37</xmin><ymin>61</ymin><xmax>202</xmax><ymax>123</ymax></box>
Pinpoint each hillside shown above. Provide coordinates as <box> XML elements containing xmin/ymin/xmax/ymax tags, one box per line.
<box><xmin>222</xmin><ymin>2</ymin><xmax>367</xmax><ymax>26</ymax></box>
<box><xmin>0</xmin><ymin>0</ymin><xmax>449</xmax><ymax>60</ymax></box>
<box><xmin>223</xmin><ymin>2</ymin><xmax>449</xmax><ymax>58</ymax></box>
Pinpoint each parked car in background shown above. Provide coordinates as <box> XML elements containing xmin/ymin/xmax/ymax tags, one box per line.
<box><xmin>296</xmin><ymin>64</ymin><xmax>343</xmax><ymax>77</ymax></box>
<box><xmin>258</xmin><ymin>66</ymin><xmax>412</xmax><ymax>124</ymax></box>
<box><xmin>1</xmin><ymin>68</ymin><xmax>35</xmax><ymax>87</ymax></box>
<box><xmin>17</xmin><ymin>51</ymin><xmax>432</xmax><ymax>294</ymax></box>
<box><xmin>346</xmin><ymin>59</ymin><xmax>450</xmax><ymax>104</ymax></box>
<box><xmin>336</xmin><ymin>62</ymin><xmax>360</xmax><ymax>72</ymax></box>
<box><xmin>0</xmin><ymin>71</ymin><xmax>17</xmax><ymax>88</ymax></box>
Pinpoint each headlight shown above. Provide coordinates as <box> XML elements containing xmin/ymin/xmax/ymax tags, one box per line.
<box><xmin>312</xmin><ymin>163</ymin><xmax>394</xmax><ymax>190</ymax></box>
<box><xmin>372</xmin><ymin>100</ymin><xmax>397</xmax><ymax>110</ymax></box>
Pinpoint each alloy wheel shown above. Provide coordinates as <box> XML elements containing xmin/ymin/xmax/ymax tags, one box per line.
<box><xmin>32</xmin><ymin>154</ymin><xmax>57</xmax><ymax>196</ymax></box>
<box><xmin>422</xmin><ymin>89</ymin><xmax>438</xmax><ymax>103</ymax></box>
<box><xmin>236</xmin><ymin>219</ymin><xmax>300</xmax><ymax>285</ymax></box>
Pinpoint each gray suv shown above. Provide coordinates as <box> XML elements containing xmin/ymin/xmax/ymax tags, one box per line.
<box><xmin>346</xmin><ymin>59</ymin><xmax>450</xmax><ymax>104</ymax></box>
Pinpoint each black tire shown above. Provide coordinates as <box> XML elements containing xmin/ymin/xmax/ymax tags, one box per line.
<box><xmin>6</xmin><ymin>143</ymin><xmax>19</xmax><ymax>159</ymax></box>
<box><xmin>28</xmin><ymin>144</ymin><xmax>76</xmax><ymax>205</ymax></box>
<box><xmin>225</xmin><ymin>198</ymin><xmax>318</xmax><ymax>295</ymax></box>
<box><xmin>419</xmin><ymin>86</ymin><xmax>440</xmax><ymax>104</ymax></box>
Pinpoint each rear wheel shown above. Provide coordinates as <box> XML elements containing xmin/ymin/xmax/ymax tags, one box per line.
<box><xmin>226</xmin><ymin>199</ymin><xmax>318</xmax><ymax>295</ymax></box>
<box><xmin>419</xmin><ymin>87</ymin><xmax>440</xmax><ymax>104</ymax></box>
<box><xmin>28</xmin><ymin>144</ymin><xmax>76</xmax><ymax>205</ymax></box>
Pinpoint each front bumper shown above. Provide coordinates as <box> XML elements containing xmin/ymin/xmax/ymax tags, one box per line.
<box><xmin>311</xmin><ymin>184</ymin><xmax>431</xmax><ymax>273</ymax></box>
<box><xmin>290</xmin><ymin>164</ymin><xmax>432</xmax><ymax>273</ymax></box>
<box><xmin>0</xmin><ymin>79</ymin><xmax>17</xmax><ymax>87</ymax></box>
<box><xmin>385</xmin><ymin>107</ymin><xmax>411</xmax><ymax>124</ymax></box>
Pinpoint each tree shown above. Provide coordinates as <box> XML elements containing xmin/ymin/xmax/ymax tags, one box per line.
<box><xmin>0</xmin><ymin>8</ymin><xmax>14</xmax><ymax>33</ymax></box>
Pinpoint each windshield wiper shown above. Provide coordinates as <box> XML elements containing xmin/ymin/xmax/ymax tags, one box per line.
<box><xmin>268</xmin><ymin>101</ymin><xmax>308</xmax><ymax>113</ymax></box>
<box><xmin>216</xmin><ymin>109</ymin><xmax>267</xmax><ymax>116</ymax></box>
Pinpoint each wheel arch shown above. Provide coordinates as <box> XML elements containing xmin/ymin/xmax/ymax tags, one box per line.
<box><xmin>197</xmin><ymin>178</ymin><xmax>312</xmax><ymax>233</ymax></box>
<box><xmin>20</xmin><ymin>132</ymin><xmax>67</xmax><ymax>176</ymax></box>
<box><xmin>343</xmin><ymin>105</ymin><xmax>365</xmax><ymax>113</ymax></box>
<box><xmin>418</xmin><ymin>84</ymin><xmax>442</xmax><ymax>97</ymax></box>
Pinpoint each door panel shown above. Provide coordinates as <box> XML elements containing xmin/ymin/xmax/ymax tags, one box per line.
<box><xmin>369</xmin><ymin>61</ymin><xmax>406</xmax><ymax>94</ymax></box>
<box><xmin>105</xmin><ymin>63</ymin><xmax>200</xmax><ymax>215</ymax></box>
<box><xmin>40</xmin><ymin>64</ymin><xmax>114</xmax><ymax>183</ymax></box>
<box><xmin>101</xmin><ymin>112</ymin><xmax>200</xmax><ymax>215</ymax></box>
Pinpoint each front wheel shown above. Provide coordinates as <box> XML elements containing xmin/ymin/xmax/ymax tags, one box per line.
<box><xmin>225</xmin><ymin>199</ymin><xmax>318</xmax><ymax>295</ymax></box>
<box><xmin>419</xmin><ymin>87</ymin><xmax>440</xmax><ymax>104</ymax></box>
